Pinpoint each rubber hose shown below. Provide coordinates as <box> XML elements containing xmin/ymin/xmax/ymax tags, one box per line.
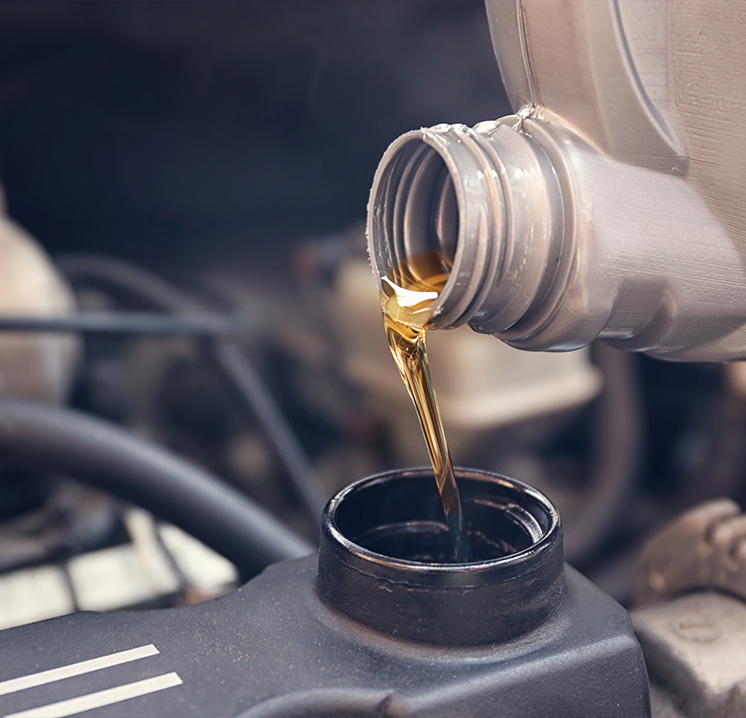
<box><xmin>0</xmin><ymin>395</ymin><xmax>313</xmax><ymax>577</ymax></box>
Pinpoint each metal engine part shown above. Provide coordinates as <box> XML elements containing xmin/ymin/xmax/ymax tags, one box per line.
<box><xmin>633</xmin><ymin>500</ymin><xmax>746</xmax><ymax>717</ymax></box>
<box><xmin>635</xmin><ymin>592</ymin><xmax>746</xmax><ymax>718</ymax></box>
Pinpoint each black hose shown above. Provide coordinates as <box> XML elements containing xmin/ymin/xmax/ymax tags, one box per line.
<box><xmin>0</xmin><ymin>395</ymin><xmax>313</xmax><ymax>577</ymax></box>
<box><xmin>0</xmin><ymin>312</ymin><xmax>244</xmax><ymax>336</ymax></box>
<box><xmin>57</xmin><ymin>254</ymin><xmax>329</xmax><ymax>521</ymax></box>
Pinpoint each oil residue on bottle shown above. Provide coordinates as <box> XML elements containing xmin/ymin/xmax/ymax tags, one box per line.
<box><xmin>381</xmin><ymin>251</ymin><xmax>471</xmax><ymax>562</ymax></box>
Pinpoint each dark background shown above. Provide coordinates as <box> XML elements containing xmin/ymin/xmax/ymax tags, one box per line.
<box><xmin>0</xmin><ymin>1</ymin><xmax>509</xmax><ymax>273</ymax></box>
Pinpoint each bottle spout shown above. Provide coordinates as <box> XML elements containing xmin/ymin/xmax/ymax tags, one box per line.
<box><xmin>367</xmin><ymin>119</ymin><xmax>567</xmax><ymax>336</ymax></box>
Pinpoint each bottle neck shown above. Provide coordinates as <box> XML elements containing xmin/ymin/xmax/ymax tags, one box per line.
<box><xmin>367</xmin><ymin>117</ymin><xmax>569</xmax><ymax>336</ymax></box>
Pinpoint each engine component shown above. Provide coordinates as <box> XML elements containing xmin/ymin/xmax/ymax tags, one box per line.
<box><xmin>633</xmin><ymin>500</ymin><xmax>746</xmax><ymax>717</ymax></box>
<box><xmin>635</xmin><ymin>592</ymin><xmax>746</xmax><ymax>718</ymax></box>
<box><xmin>0</xmin><ymin>395</ymin><xmax>312</xmax><ymax>577</ymax></box>
<box><xmin>0</xmin><ymin>481</ymin><xmax>117</xmax><ymax>574</ymax></box>
<box><xmin>0</xmin><ymin>506</ymin><xmax>237</xmax><ymax>630</ymax></box>
<box><xmin>636</xmin><ymin>499</ymin><xmax>746</xmax><ymax>605</ymax></box>
<box><xmin>0</xmin><ymin>192</ymin><xmax>76</xmax><ymax>402</ymax></box>
<box><xmin>0</xmin><ymin>468</ymin><xmax>649</xmax><ymax>717</ymax></box>
<box><xmin>58</xmin><ymin>254</ymin><xmax>329</xmax><ymax>522</ymax></box>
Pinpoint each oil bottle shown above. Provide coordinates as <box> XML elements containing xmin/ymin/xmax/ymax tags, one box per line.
<box><xmin>368</xmin><ymin>0</ymin><xmax>746</xmax><ymax>362</ymax></box>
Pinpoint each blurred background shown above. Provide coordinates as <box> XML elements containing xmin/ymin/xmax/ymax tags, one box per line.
<box><xmin>0</xmin><ymin>0</ymin><xmax>736</xmax><ymax>628</ymax></box>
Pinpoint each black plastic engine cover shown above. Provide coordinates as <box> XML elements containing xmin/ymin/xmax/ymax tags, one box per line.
<box><xmin>0</xmin><ymin>556</ymin><xmax>649</xmax><ymax>718</ymax></box>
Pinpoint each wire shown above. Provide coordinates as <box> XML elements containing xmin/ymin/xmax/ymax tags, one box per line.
<box><xmin>212</xmin><ymin>340</ymin><xmax>329</xmax><ymax>520</ymax></box>
<box><xmin>0</xmin><ymin>312</ymin><xmax>246</xmax><ymax>336</ymax></box>
<box><xmin>57</xmin><ymin>253</ymin><xmax>330</xmax><ymax>522</ymax></box>
<box><xmin>57</xmin><ymin>256</ymin><xmax>205</xmax><ymax>314</ymax></box>
<box><xmin>0</xmin><ymin>395</ymin><xmax>313</xmax><ymax>577</ymax></box>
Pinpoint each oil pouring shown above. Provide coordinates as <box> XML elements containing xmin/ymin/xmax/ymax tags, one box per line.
<box><xmin>381</xmin><ymin>250</ymin><xmax>470</xmax><ymax>562</ymax></box>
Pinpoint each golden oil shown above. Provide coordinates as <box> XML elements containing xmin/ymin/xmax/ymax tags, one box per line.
<box><xmin>381</xmin><ymin>251</ymin><xmax>470</xmax><ymax>562</ymax></box>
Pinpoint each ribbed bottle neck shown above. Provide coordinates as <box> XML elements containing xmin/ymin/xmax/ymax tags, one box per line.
<box><xmin>367</xmin><ymin>117</ymin><xmax>568</xmax><ymax>336</ymax></box>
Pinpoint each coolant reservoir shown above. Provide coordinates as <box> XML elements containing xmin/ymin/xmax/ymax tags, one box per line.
<box><xmin>367</xmin><ymin>0</ymin><xmax>746</xmax><ymax>362</ymax></box>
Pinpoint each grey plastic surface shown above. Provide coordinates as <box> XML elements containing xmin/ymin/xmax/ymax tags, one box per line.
<box><xmin>368</xmin><ymin>0</ymin><xmax>746</xmax><ymax>362</ymax></box>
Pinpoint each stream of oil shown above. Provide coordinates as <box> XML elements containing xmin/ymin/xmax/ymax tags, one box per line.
<box><xmin>381</xmin><ymin>251</ymin><xmax>471</xmax><ymax>562</ymax></box>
